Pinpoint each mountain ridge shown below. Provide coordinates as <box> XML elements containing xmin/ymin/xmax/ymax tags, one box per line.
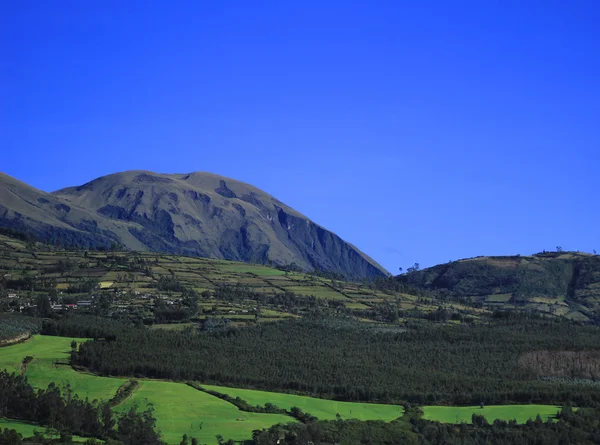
<box><xmin>0</xmin><ymin>170</ymin><xmax>388</xmax><ymax>278</ymax></box>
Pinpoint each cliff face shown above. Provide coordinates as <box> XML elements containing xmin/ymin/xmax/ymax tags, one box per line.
<box><xmin>0</xmin><ymin>171</ymin><xmax>387</xmax><ymax>279</ymax></box>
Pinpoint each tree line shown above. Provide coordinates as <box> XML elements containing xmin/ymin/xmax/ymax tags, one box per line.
<box><xmin>249</xmin><ymin>405</ymin><xmax>600</xmax><ymax>445</ymax></box>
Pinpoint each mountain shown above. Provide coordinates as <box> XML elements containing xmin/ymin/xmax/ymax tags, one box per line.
<box><xmin>397</xmin><ymin>251</ymin><xmax>600</xmax><ymax>321</ymax></box>
<box><xmin>0</xmin><ymin>171</ymin><xmax>387</xmax><ymax>278</ymax></box>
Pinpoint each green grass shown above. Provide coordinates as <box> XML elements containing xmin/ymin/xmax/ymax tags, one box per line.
<box><xmin>422</xmin><ymin>405</ymin><xmax>562</xmax><ymax>424</ymax></box>
<box><xmin>202</xmin><ymin>384</ymin><xmax>405</xmax><ymax>421</ymax></box>
<box><xmin>0</xmin><ymin>335</ymin><xmax>125</xmax><ymax>402</ymax></box>
<box><xmin>215</xmin><ymin>263</ymin><xmax>287</xmax><ymax>276</ymax></box>
<box><xmin>284</xmin><ymin>286</ymin><xmax>347</xmax><ymax>299</ymax></box>
<box><xmin>115</xmin><ymin>381</ymin><xmax>294</xmax><ymax>444</ymax></box>
<box><xmin>0</xmin><ymin>418</ymin><xmax>99</xmax><ymax>442</ymax></box>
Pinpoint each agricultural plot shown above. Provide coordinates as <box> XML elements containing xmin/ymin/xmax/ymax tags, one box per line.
<box><xmin>422</xmin><ymin>405</ymin><xmax>562</xmax><ymax>424</ymax></box>
<box><xmin>201</xmin><ymin>385</ymin><xmax>405</xmax><ymax>421</ymax></box>
<box><xmin>115</xmin><ymin>381</ymin><xmax>294</xmax><ymax>445</ymax></box>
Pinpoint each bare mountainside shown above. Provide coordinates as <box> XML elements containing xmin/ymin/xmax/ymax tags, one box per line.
<box><xmin>0</xmin><ymin>171</ymin><xmax>387</xmax><ymax>278</ymax></box>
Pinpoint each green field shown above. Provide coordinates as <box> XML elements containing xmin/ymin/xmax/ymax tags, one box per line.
<box><xmin>202</xmin><ymin>384</ymin><xmax>405</xmax><ymax>421</ymax></box>
<box><xmin>0</xmin><ymin>419</ymin><xmax>96</xmax><ymax>442</ymax></box>
<box><xmin>0</xmin><ymin>336</ymin><xmax>294</xmax><ymax>445</ymax></box>
<box><xmin>0</xmin><ymin>335</ymin><xmax>125</xmax><ymax>402</ymax></box>
<box><xmin>115</xmin><ymin>381</ymin><xmax>294</xmax><ymax>444</ymax></box>
<box><xmin>422</xmin><ymin>405</ymin><xmax>562</xmax><ymax>424</ymax></box>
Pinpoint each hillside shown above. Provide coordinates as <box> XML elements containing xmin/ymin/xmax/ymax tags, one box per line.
<box><xmin>398</xmin><ymin>251</ymin><xmax>600</xmax><ymax>322</ymax></box>
<box><xmin>0</xmin><ymin>232</ymin><xmax>471</xmax><ymax>326</ymax></box>
<box><xmin>0</xmin><ymin>171</ymin><xmax>387</xmax><ymax>279</ymax></box>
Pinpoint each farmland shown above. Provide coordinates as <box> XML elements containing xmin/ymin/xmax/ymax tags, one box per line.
<box><xmin>0</xmin><ymin>233</ymin><xmax>481</xmax><ymax>327</ymax></box>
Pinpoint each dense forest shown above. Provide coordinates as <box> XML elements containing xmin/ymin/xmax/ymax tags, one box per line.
<box><xmin>50</xmin><ymin>315</ymin><xmax>600</xmax><ymax>406</ymax></box>
<box><xmin>0</xmin><ymin>371</ymin><xmax>162</xmax><ymax>445</ymax></box>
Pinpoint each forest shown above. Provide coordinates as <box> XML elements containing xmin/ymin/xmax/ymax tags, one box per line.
<box><xmin>50</xmin><ymin>314</ymin><xmax>600</xmax><ymax>406</ymax></box>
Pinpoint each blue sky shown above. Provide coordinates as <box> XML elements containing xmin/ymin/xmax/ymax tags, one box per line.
<box><xmin>1</xmin><ymin>1</ymin><xmax>599</xmax><ymax>273</ymax></box>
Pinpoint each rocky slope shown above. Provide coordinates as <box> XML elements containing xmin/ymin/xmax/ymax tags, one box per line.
<box><xmin>0</xmin><ymin>171</ymin><xmax>387</xmax><ymax>278</ymax></box>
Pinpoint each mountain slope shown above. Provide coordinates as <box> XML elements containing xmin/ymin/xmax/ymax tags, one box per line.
<box><xmin>0</xmin><ymin>171</ymin><xmax>387</xmax><ymax>278</ymax></box>
<box><xmin>0</xmin><ymin>172</ymin><xmax>147</xmax><ymax>250</ymax></box>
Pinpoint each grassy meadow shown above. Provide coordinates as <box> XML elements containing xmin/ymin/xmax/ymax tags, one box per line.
<box><xmin>116</xmin><ymin>381</ymin><xmax>294</xmax><ymax>444</ymax></box>
<box><xmin>202</xmin><ymin>384</ymin><xmax>405</xmax><ymax>421</ymax></box>
<box><xmin>0</xmin><ymin>335</ymin><xmax>124</xmax><ymax>402</ymax></box>
<box><xmin>422</xmin><ymin>405</ymin><xmax>562</xmax><ymax>424</ymax></box>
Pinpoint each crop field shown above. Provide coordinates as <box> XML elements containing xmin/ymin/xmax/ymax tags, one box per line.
<box><xmin>115</xmin><ymin>381</ymin><xmax>294</xmax><ymax>444</ymax></box>
<box><xmin>0</xmin><ymin>419</ymin><xmax>95</xmax><ymax>442</ymax></box>
<box><xmin>0</xmin><ymin>335</ymin><xmax>125</xmax><ymax>402</ymax></box>
<box><xmin>202</xmin><ymin>385</ymin><xmax>405</xmax><ymax>421</ymax></box>
<box><xmin>422</xmin><ymin>405</ymin><xmax>562</xmax><ymax>424</ymax></box>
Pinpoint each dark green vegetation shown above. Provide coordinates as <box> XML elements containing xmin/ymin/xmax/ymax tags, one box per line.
<box><xmin>0</xmin><ymin>316</ymin><xmax>39</xmax><ymax>343</ymax></box>
<box><xmin>0</xmin><ymin>170</ymin><xmax>386</xmax><ymax>278</ymax></box>
<box><xmin>0</xmin><ymin>370</ymin><xmax>160</xmax><ymax>445</ymax></box>
<box><xmin>399</xmin><ymin>251</ymin><xmax>600</xmax><ymax>321</ymax></box>
<box><xmin>61</xmin><ymin>315</ymin><xmax>600</xmax><ymax>406</ymax></box>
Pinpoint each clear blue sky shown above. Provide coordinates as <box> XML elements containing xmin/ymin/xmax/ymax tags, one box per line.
<box><xmin>1</xmin><ymin>1</ymin><xmax>599</xmax><ymax>273</ymax></box>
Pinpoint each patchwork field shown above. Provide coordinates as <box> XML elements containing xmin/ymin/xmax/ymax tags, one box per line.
<box><xmin>422</xmin><ymin>405</ymin><xmax>562</xmax><ymax>424</ymax></box>
<box><xmin>202</xmin><ymin>384</ymin><xmax>405</xmax><ymax>421</ymax></box>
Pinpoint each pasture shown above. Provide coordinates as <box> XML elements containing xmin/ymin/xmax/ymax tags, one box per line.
<box><xmin>422</xmin><ymin>405</ymin><xmax>562</xmax><ymax>424</ymax></box>
<box><xmin>202</xmin><ymin>384</ymin><xmax>405</xmax><ymax>421</ymax></box>
<box><xmin>115</xmin><ymin>381</ymin><xmax>294</xmax><ymax>444</ymax></box>
<box><xmin>0</xmin><ymin>335</ymin><xmax>125</xmax><ymax>402</ymax></box>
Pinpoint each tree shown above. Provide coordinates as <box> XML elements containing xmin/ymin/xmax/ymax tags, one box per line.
<box><xmin>407</xmin><ymin>263</ymin><xmax>420</xmax><ymax>274</ymax></box>
<box><xmin>36</xmin><ymin>295</ymin><xmax>51</xmax><ymax>317</ymax></box>
<box><xmin>556</xmin><ymin>246</ymin><xmax>563</xmax><ymax>252</ymax></box>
